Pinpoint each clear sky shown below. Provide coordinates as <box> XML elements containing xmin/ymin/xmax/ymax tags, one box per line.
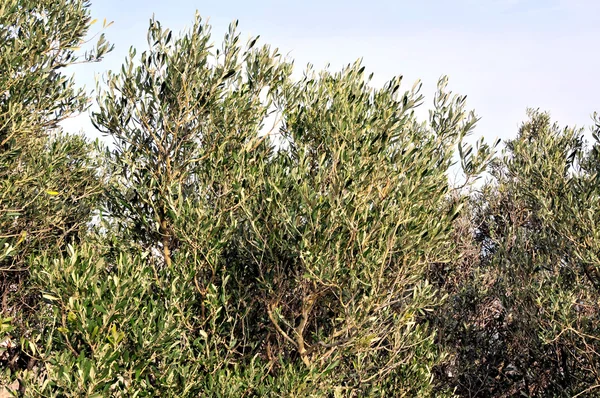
<box><xmin>65</xmin><ymin>0</ymin><xmax>600</xmax><ymax>145</ymax></box>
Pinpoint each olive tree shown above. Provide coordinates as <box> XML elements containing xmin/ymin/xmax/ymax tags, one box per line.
<box><xmin>6</xmin><ymin>8</ymin><xmax>493</xmax><ymax>396</ymax></box>
<box><xmin>90</xmin><ymin>12</ymin><xmax>492</xmax><ymax>396</ymax></box>
<box><xmin>0</xmin><ymin>0</ymin><xmax>112</xmax><ymax>383</ymax></box>
<box><xmin>434</xmin><ymin>109</ymin><xmax>600</xmax><ymax>397</ymax></box>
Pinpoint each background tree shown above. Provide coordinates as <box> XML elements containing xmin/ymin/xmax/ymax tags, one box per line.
<box><xmin>0</xmin><ymin>0</ymin><xmax>111</xmax><ymax>385</ymax></box>
<box><xmin>433</xmin><ymin>109</ymin><xmax>600</xmax><ymax>397</ymax></box>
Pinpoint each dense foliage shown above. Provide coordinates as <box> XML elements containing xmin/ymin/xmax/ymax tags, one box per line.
<box><xmin>433</xmin><ymin>110</ymin><xmax>600</xmax><ymax>397</ymax></box>
<box><xmin>1</xmin><ymin>1</ymin><xmax>598</xmax><ymax>396</ymax></box>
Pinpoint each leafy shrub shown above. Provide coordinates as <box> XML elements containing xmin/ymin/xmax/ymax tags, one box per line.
<box><xmin>0</xmin><ymin>0</ymin><xmax>111</xmax><ymax>385</ymax></box>
<box><xmin>91</xmin><ymin>11</ymin><xmax>486</xmax><ymax>397</ymax></box>
<box><xmin>434</xmin><ymin>110</ymin><xmax>600</xmax><ymax>397</ymax></box>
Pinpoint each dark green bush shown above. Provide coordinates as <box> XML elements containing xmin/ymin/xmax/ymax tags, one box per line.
<box><xmin>434</xmin><ymin>110</ymin><xmax>600</xmax><ymax>397</ymax></box>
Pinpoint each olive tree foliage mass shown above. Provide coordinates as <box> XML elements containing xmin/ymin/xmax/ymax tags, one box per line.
<box><xmin>433</xmin><ymin>110</ymin><xmax>600</xmax><ymax>397</ymax></box>
<box><xmin>2</xmin><ymin>1</ymin><xmax>599</xmax><ymax>397</ymax></box>
<box><xmin>0</xmin><ymin>0</ymin><xmax>111</xmax><ymax>382</ymax></box>
<box><xmin>88</xmin><ymin>11</ymin><xmax>490</xmax><ymax>395</ymax></box>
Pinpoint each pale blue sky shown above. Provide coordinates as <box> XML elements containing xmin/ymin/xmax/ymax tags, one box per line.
<box><xmin>65</xmin><ymin>0</ymin><xmax>600</xmax><ymax>144</ymax></box>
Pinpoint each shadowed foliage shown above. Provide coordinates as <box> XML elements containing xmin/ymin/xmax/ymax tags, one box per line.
<box><xmin>433</xmin><ymin>110</ymin><xmax>600</xmax><ymax>397</ymax></box>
